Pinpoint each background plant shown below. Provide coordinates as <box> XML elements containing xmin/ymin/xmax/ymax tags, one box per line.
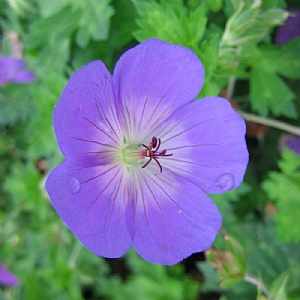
<box><xmin>1</xmin><ymin>0</ymin><xmax>300</xmax><ymax>299</ymax></box>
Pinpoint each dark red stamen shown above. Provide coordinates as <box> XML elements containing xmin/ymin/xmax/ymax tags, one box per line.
<box><xmin>141</xmin><ymin>136</ymin><xmax>173</xmax><ymax>173</ymax></box>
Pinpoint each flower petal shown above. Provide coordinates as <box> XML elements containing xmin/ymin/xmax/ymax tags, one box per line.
<box><xmin>155</xmin><ymin>96</ymin><xmax>248</xmax><ymax>194</ymax></box>
<box><xmin>54</xmin><ymin>61</ymin><xmax>122</xmax><ymax>167</ymax></box>
<box><xmin>0</xmin><ymin>57</ymin><xmax>25</xmax><ymax>86</ymax></box>
<box><xmin>132</xmin><ymin>168</ymin><xmax>222</xmax><ymax>265</ymax></box>
<box><xmin>276</xmin><ymin>9</ymin><xmax>300</xmax><ymax>46</ymax></box>
<box><xmin>10</xmin><ymin>69</ymin><xmax>36</xmax><ymax>84</ymax></box>
<box><xmin>45</xmin><ymin>161</ymin><xmax>134</xmax><ymax>258</ymax></box>
<box><xmin>112</xmin><ymin>38</ymin><xmax>204</xmax><ymax>142</ymax></box>
<box><xmin>0</xmin><ymin>263</ymin><xmax>19</xmax><ymax>286</ymax></box>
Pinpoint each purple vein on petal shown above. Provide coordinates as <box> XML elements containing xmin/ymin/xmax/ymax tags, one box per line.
<box><xmin>73</xmin><ymin>151</ymin><xmax>115</xmax><ymax>162</ymax></box>
<box><xmin>162</xmin><ymin>161</ymin><xmax>218</xmax><ymax>183</ymax></box>
<box><xmin>143</xmin><ymin>171</ymin><xmax>183</xmax><ymax>211</ymax></box>
<box><xmin>81</xmin><ymin>164</ymin><xmax>120</xmax><ymax>188</ymax></box>
<box><xmin>140</xmin><ymin>172</ymin><xmax>179</xmax><ymax>236</ymax></box>
<box><xmin>134</xmin><ymin>171</ymin><xmax>150</xmax><ymax>229</ymax></box>
<box><xmin>72</xmin><ymin>137</ymin><xmax>119</xmax><ymax>149</ymax></box>
<box><xmin>81</xmin><ymin>114</ymin><xmax>119</xmax><ymax>146</ymax></box>
<box><xmin>144</xmin><ymin>62</ymin><xmax>199</xmax><ymax>134</ymax></box>
<box><xmin>147</xmin><ymin>172</ymin><xmax>211</xmax><ymax>233</ymax></box>
<box><xmin>118</xmin><ymin>89</ymin><xmax>139</xmax><ymax>142</ymax></box>
<box><xmin>102</xmin><ymin>169</ymin><xmax>124</xmax><ymax>238</ymax></box>
<box><xmin>136</xmin><ymin>62</ymin><xmax>159</xmax><ymax>133</ymax></box>
<box><xmin>136</xmin><ymin>170</ymin><xmax>179</xmax><ymax>238</ymax></box>
<box><xmin>101</xmin><ymin>78</ymin><xmax>124</xmax><ymax>140</ymax></box>
<box><xmin>139</xmin><ymin>171</ymin><xmax>199</xmax><ymax>234</ymax></box>
<box><xmin>92</xmin><ymin>80</ymin><xmax>123</xmax><ymax>144</ymax></box>
<box><xmin>166</xmin><ymin>144</ymin><xmax>221</xmax><ymax>151</ymax></box>
<box><xmin>162</xmin><ymin>119</ymin><xmax>216</xmax><ymax>142</ymax></box>
<box><xmin>130</xmin><ymin>66</ymin><xmax>137</xmax><ymax>133</ymax></box>
<box><xmin>142</xmin><ymin>79</ymin><xmax>185</xmax><ymax>135</ymax></box>
<box><xmin>165</xmin><ymin>157</ymin><xmax>223</xmax><ymax>169</ymax></box>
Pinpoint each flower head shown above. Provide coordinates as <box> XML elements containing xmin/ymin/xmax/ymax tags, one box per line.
<box><xmin>0</xmin><ymin>263</ymin><xmax>19</xmax><ymax>286</ymax></box>
<box><xmin>46</xmin><ymin>39</ymin><xmax>248</xmax><ymax>265</ymax></box>
<box><xmin>0</xmin><ymin>57</ymin><xmax>36</xmax><ymax>87</ymax></box>
<box><xmin>276</xmin><ymin>9</ymin><xmax>300</xmax><ymax>46</ymax></box>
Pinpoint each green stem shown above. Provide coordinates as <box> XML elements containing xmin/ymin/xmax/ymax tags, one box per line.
<box><xmin>244</xmin><ymin>274</ymin><xmax>272</xmax><ymax>299</ymax></box>
<box><xmin>237</xmin><ymin>110</ymin><xmax>300</xmax><ymax>137</ymax></box>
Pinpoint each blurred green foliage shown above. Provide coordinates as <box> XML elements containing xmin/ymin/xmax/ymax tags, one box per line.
<box><xmin>1</xmin><ymin>0</ymin><xmax>300</xmax><ymax>299</ymax></box>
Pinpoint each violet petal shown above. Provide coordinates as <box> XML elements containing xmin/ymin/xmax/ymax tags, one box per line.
<box><xmin>45</xmin><ymin>161</ymin><xmax>134</xmax><ymax>258</ymax></box>
<box><xmin>54</xmin><ymin>61</ymin><xmax>122</xmax><ymax>167</ymax></box>
<box><xmin>0</xmin><ymin>57</ymin><xmax>25</xmax><ymax>86</ymax></box>
<box><xmin>132</xmin><ymin>168</ymin><xmax>222</xmax><ymax>265</ymax></box>
<box><xmin>112</xmin><ymin>39</ymin><xmax>204</xmax><ymax>140</ymax></box>
<box><xmin>155</xmin><ymin>96</ymin><xmax>248</xmax><ymax>194</ymax></box>
<box><xmin>276</xmin><ymin>9</ymin><xmax>300</xmax><ymax>46</ymax></box>
<box><xmin>0</xmin><ymin>263</ymin><xmax>19</xmax><ymax>286</ymax></box>
<box><xmin>10</xmin><ymin>69</ymin><xmax>36</xmax><ymax>84</ymax></box>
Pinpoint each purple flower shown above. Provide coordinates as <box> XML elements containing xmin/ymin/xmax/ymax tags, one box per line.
<box><xmin>0</xmin><ymin>57</ymin><xmax>36</xmax><ymax>86</ymax></box>
<box><xmin>276</xmin><ymin>9</ymin><xmax>300</xmax><ymax>46</ymax></box>
<box><xmin>279</xmin><ymin>134</ymin><xmax>300</xmax><ymax>156</ymax></box>
<box><xmin>46</xmin><ymin>39</ymin><xmax>248</xmax><ymax>265</ymax></box>
<box><xmin>0</xmin><ymin>263</ymin><xmax>19</xmax><ymax>286</ymax></box>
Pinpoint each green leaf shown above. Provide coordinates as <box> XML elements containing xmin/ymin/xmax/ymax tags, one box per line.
<box><xmin>197</xmin><ymin>34</ymin><xmax>221</xmax><ymax>97</ymax></box>
<box><xmin>36</xmin><ymin>0</ymin><xmax>70</xmax><ymax>17</ymax></box>
<box><xmin>3</xmin><ymin>161</ymin><xmax>44</xmax><ymax>214</ymax></box>
<box><xmin>24</xmin><ymin>8</ymin><xmax>80</xmax><ymax>49</ymax></box>
<box><xmin>0</xmin><ymin>83</ymin><xmax>35</xmax><ymax>126</ymax></box>
<box><xmin>262</xmin><ymin>150</ymin><xmax>300</xmax><ymax>242</ymax></box>
<box><xmin>133</xmin><ymin>0</ymin><xmax>207</xmax><ymax>47</ymax></box>
<box><xmin>250</xmin><ymin>66</ymin><xmax>295</xmax><ymax>117</ymax></box>
<box><xmin>25</xmin><ymin>72</ymin><xmax>66</xmax><ymax>160</ymax></box>
<box><xmin>270</xmin><ymin>273</ymin><xmax>288</xmax><ymax>300</ymax></box>
<box><xmin>106</xmin><ymin>0</ymin><xmax>137</xmax><ymax>50</ymax></box>
<box><xmin>202</xmin><ymin>0</ymin><xmax>223</xmax><ymax>12</ymax></box>
<box><xmin>75</xmin><ymin>0</ymin><xmax>114</xmax><ymax>47</ymax></box>
<box><xmin>277</xmin><ymin>38</ymin><xmax>300</xmax><ymax>79</ymax></box>
<box><xmin>269</xmin><ymin>263</ymin><xmax>300</xmax><ymax>300</ymax></box>
<box><xmin>99</xmin><ymin>249</ymin><xmax>198</xmax><ymax>300</ymax></box>
<box><xmin>253</xmin><ymin>42</ymin><xmax>300</xmax><ymax>80</ymax></box>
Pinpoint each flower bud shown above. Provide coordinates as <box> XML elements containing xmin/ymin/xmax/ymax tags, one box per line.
<box><xmin>205</xmin><ymin>231</ymin><xmax>247</xmax><ymax>288</ymax></box>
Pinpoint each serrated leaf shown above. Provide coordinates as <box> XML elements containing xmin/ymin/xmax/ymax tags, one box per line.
<box><xmin>36</xmin><ymin>0</ymin><xmax>70</xmax><ymax>17</ymax></box>
<box><xmin>133</xmin><ymin>0</ymin><xmax>207</xmax><ymax>47</ymax></box>
<box><xmin>277</xmin><ymin>38</ymin><xmax>300</xmax><ymax>79</ymax></box>
<box><xmin>3</xmin><ymin>161</ymin><xmax>44</xmax><ymax>213</ymax></box>
<box><xmin>262</xmin><ymin>150</ymin><xmax>300</xmax><ymax>242</ymax></box>
<box><xmin>257</xmin><ymin>42</ymin><xmax>300</xmax><ymax>80</ymax></box>
<box><xmin>0</xmin><ymin>84</ymin><xmax>35</xmax><ymax>126</ymax></box>
<box><xmin>75</xmin><ymin>0</ymin><xmax>114</xmax><ymax>47</ymax></box>
<box><xmin>197</xmin><ymin>34</ymin><xmax>221</xmax><ymax>97</ymax></box>
<box><xmin>250</xmin><ymin>66</ymin><xmax>295</xmax><ymax>116</ymax></box>
<box><xmin>24</xmin><ymin>8</ymin><xmax>80</xmax><ymax>49</ymax></box>
<box><xmin>25</xmin><ymin>72</ymin><xmax>66</xmax><ymax>159</ymax></box>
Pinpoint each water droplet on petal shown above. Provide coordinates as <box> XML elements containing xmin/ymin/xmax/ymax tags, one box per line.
<box><xmin>214</xmin><ymin>173</ymin><xmax>235</xmax><ymax>192</ymax></box>
<box><xmin>68</xmin><ymin>177</ymin><xmax>80</xmax><ymax>194</ymax></box>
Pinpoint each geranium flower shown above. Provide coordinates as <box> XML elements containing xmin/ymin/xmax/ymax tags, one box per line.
<box><xmin>0</xmin><ymin>57</ymin><xmax>36</xmax><ymax>86</ymax></box>
<box><xmin>46</xmin><ymin>39</ymin><xmax>248</xmax><ymax>265</ymax></box>
<box><xmin>276</xmin><ymin>9</ymin><xmax>300</xmax><ymax>46</ymax></box>
<box><xmin>0</xmin><ymin>263</ymin><xmax>19</xmax><ymax>286</ymax></box>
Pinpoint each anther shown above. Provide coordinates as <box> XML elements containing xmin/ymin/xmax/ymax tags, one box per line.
<box><xmin>141</xmin><ymin>136</ymin><xmax>173</xmax><ymax>173</ymax></box>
